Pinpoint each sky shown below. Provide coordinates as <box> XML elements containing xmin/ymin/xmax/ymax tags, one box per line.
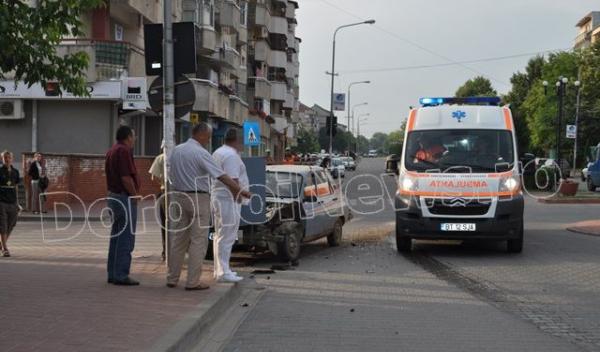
<box><xmin>295</xmin><ymin>0</ymin><xmax>599</xmax><ymax>138</ymax></box>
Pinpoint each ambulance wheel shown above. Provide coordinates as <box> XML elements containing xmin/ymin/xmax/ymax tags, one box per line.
<box><xmin>588</xmin><ymin>178</ymin><xmax>597</xmax><ymax>192</ymax></box>
<box><xmin>327</xmin><ymin>218</ymin><xmax>344</xmax><ymax>247</ymax></box>
<box><xmin>507</xmin><ymin>222</ymin><xmax>524</xmax><ymax>254</ymax></box>
<box><xmin>278</xmin><ymin>223</ymin><xmax>302</xmax><ymax>262</ymax></box>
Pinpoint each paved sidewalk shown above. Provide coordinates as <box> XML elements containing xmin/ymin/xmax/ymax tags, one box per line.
<box><xmin>567</xmin><ymin>219</ymin><xmax>600</xmax><ymax>236</ymax></box>
<box><xmin>0</xmin><ymin>221</ymin><xmax>232</xmax><ymax>352</ymax></box>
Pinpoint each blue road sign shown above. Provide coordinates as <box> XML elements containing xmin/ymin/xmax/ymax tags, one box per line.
<box><xmin>243</xmin><ymin>121</ymin><xmax>261</xmax><ymax>146</ymax></box>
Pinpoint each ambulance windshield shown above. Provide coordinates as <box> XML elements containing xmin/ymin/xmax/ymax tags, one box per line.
<box><xmin>404</xmin><ymin>129</ymin><xmax>514</xmax><ymax>173</ymax></box>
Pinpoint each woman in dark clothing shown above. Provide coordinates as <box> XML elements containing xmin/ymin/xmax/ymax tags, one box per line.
<box><xmin>28</xmin><ymin>153</ymin><xmax>47</xmax><ymax>214</ymax></box>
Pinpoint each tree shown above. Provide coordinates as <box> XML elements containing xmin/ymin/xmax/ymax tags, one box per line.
<box><xmin>0</xmin><ymin>0</ymin><xmax>104</xmax><ymax>96</ymax></box>
<box><xmin>318</xmin><ymin>127</ymin><xmax>353</xmax><ymax>154</ymax></box>
<box><xmin>294</xmin><ymin>128</ymin><xmax>320</xmax><ymax>154</ymax></box>
<box><xmin>503</xmin><ymin>56</ymin><xmax>545</xmax><ymax>153</ymax></box>
<box><xmin>521</xmin><ymin>51</ymin><xmax>579</xmax><ymax>156</ymax></box>
<box><xmin>356</xmin><ymin>135</ymin><xmax>370</xmax><ymax>154</ymax></box>
<box><xmin>369</xmin><ymin>132</ymin><xmax>387</xmax><ymax>152</ymax></box>
<box><xmin>455</xmin><ymin>76</ymin><xmax>497</xmax><ymax>98</ymax></box>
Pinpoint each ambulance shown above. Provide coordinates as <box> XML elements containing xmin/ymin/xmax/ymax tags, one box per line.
<box><xmin>395</xmin><ymin>97</ymin><xmax>524</xmax><ymax>253</ymax></box>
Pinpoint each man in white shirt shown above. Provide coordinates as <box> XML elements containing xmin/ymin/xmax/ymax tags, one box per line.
<box><xmin>167</xmin><ymin>123</ymin><xmax>250</xmax><ymax>290</ymax></box>
<box><xmin>212</xmin><ymin>128</ymin><xmax>250</xmax><ymax>282</ymax></box>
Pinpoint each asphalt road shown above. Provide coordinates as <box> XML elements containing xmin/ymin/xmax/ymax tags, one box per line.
<box><xmin>219</xmin><ymin>157</ymin><xmax>600</xmax><ymax>352</ymax></box>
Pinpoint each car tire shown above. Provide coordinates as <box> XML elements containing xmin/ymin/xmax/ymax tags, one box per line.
<box><xmin>396</xmin><ymin>235</ymin><xmax>412</xmax><ymax>253</ymax></box>
<box><xmin>507</xmin><ymin>221</ymin><xmax>524</xmax><ymax>254</ymax></box>
<box><xmin>277</xmin><ymin>223</ymin><xmax>302</xmax><ymax>262</ymax></box>
<box><xmin>588</xmin><ymin>178</ymin><xmax>597</xmax><ymax>192</ymax></box>
<box><xmin>327</xmin><ymin>218</ymin><xmax>344</xmax><ymax>247</ymax></box>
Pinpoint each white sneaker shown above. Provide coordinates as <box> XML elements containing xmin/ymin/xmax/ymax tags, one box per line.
<box><xmin>217</xmin><ymin>273</ymin><xmax>243</xmax><ymax>283</ymax></box>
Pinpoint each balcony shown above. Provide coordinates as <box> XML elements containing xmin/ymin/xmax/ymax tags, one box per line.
<box><xmin>217</xmin><ymin>0</ymin><xmax>241</xmax><ymax>33</ymax></box>
<box><xmin>283</xmin><ymin>90</ymin><xmax>294</xmax><ymax>109</ymax></box>
<box><xmin>269</xmin><ymin>49</ymin><xmax>287</xmax><ymax>68</ymax></box>
<box><xmin>271</xmin><ymin>114</ymin><xmax>288</xmax><ymax>134</ymax></box>
<box><xmin>228</xmin><ymin>95</ymin><xmax>249</xmax><ymax>125</ymax></box>
<box><xmin>575</xmin><ymin>31</ymin><xmax>592</xmax><ymax>49</ymax></box>
<box><xmin>251</xmin><ymin>40</ymin><xmax>270</xmax><ymax>62</ymax></box>
<box><xmin>110</xmin><ymin>0</ymin><xmax>161</xmax><ymax>23</ymax></box>
<box><xmin>238</xmin><ymin>26</ymin><xmax>248</xmax><ymax>44</ymax></box>
<box><xmin>250</xmin><ymin>3</ymin><xmax>271</xmax><ymax>28</ymax></box>
<box><xmin>219</xmin><ymin>46</ymin><xmax>241</xmax><ymax>71</ymax></box>
<box><xmin>269</xmin><ymin>16</ymin><xmax>287</xmax><ymax>35</ymax></box>
<box><xmin>191</xmin><ymin>79</ymin><xmax>228</xmax><ymax>118</ymax></box>
<box><xmin>248</xmin><ymin>77</ymin><xmax>271</xmax><ymax>100</ymax></box>
<box><xmin>194</xmin><ymin>25</ymin><xmax>217</xmax><ymax>55</ymax></box>
<box><xmin>270</xmin><ymin>81</ymin><xmax>286</xmax><ymax>101</ymax></box>
<box><xmin>57</xmin><ymin>39</ymin><xmax>144</xmax><ymax>81</ymax></box>
<box><xmin>286</xmin><ymin>2</ymin><xmax>297</xmax><ymax>19</ymax></box>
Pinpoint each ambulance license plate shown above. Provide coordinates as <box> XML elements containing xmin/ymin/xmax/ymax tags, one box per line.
<box><xmin>440</xmin><ymin>223</ymin><xmax>476</xmax><ymax>231</ymax></box>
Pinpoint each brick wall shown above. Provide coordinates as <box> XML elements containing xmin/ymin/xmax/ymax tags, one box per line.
<box><xmin>22</xmin><ymin>153</ymin><xmax>160</xmax><ymax>210</ymax></box>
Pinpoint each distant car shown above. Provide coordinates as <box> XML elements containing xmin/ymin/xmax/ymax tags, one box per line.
<box><xmin>368</xmin><ymin>150</ymin><xmax>378</xmax><ymax>158</ymax></box>
<box><xmin>330</xmin><ymin>157</ymin><xmax>346</xmax><ymax>178</ymax></box>
<box><xmin>587</xmin><ymin>143</ymin><xmax>600</xmax><ymax>192</ymax></box>
<box><xmin>341</xmin><ymin>157</ymin><xmax>356</xmax><ymax>171</ymax></box>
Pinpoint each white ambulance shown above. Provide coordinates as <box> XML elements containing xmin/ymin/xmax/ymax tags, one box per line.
<box><xmin>395</xmin><ymin>97</ymin><xmax>524</xmax><ymax>253</ymax></box>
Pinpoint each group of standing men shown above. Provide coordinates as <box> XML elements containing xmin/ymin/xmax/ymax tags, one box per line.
<box><xmin>104</xmin><ymin>122</ymin><xmax>251</xmax><ymax>289</ymax></box>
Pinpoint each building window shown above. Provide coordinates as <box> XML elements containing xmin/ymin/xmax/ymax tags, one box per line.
<box><xmin>201</xmin><ymin>0</ymin><xmax>215</xmax><ymax>27</ymax></box>
<box><xmin>240</xmin><ymin>1</ymin><xmax>248</xmax><ymax>26</ymax></box>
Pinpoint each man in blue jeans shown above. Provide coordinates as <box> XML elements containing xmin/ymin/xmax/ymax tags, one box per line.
<box><xmin>105</xmin><ymin>125</ymin><xmax>140</xmax><ymax>286</ymax></box>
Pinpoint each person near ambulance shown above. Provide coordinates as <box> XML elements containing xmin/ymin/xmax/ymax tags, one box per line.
<box><xmin>211</xmin><ymin>128</ymin><xmax>250</xmax><ymax>283</ymax></box>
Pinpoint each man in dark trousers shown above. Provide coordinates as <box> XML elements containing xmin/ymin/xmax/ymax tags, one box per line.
<box><xmin>105</xmin><ymin>126</ymin><xmax>140</xmax><ymax>286</ymax></box>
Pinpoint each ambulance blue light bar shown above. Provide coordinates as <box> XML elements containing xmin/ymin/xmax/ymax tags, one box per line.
<box><xmin>419</xmin><ymin>97</ymin><xmax>501</xmax><ymax>107</ymax></box>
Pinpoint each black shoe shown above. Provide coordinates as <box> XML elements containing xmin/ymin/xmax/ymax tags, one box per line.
<box><xmin>107</xmin><ymin>278</ymin><xmax>115</xmax><ymax>284</ymax></box>
<box><xmin>166</xmin><ymin>283</ymin><xmax>177</xmax><ymax>288</ymax></box>
<box><xmin>113</xmin><ymin>277</ymin><xmax>140</xmax><ymax>286</ymax></box>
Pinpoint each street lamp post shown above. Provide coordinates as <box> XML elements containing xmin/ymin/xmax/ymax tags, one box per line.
<box><xmin>352</xmin><ymin>103</ymin><xmax>368</xmax><ymax>151</ymax></box>
<box><xmin>328</xmin><ymin>20</ymin><xmax>375</xmax><ymax>156</ymax></box>
<box><xmin>543</xmin><ymin>76</ymin><xmax>580</xmax><ymax>179</ymax></box>
<box><xmin>572</xmin><ymin>79</ymin><xmax>581</xmax><ymax>177</ymax></box>
<box><xmin>355</xmin><ymin>113</ymin><xmax>370</xmax><ymax>154</ymax></box>
<box><xmin>347</xmin><ymin>81</ymin><xmax>371</xmax><ymax>154</ymax></box>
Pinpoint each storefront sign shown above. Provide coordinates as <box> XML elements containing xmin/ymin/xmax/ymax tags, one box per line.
<box><xmin>0</xmin><ymin>80</ymin><xmax>122</xmax><ymax>100</ymax></box>
<box><xmin>122</xmin><ymin>77</ymin><xmax>148</xmax><ymax>110</ymax></box>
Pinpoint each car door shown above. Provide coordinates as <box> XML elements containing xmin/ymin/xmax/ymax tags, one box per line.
<box><xmin>314</xmin><ymin>170</ymin><xmax>341</xmax><ymax>234</ymax></box>
<box><xmin>302</xmin><ymin>171</ymin><xmax>332</xmax><ymax>241</ymax></box>
<box><xmin>591</xmin><ymin>146</ymin><xmax>600</xmax><ymax>185</ymax></box>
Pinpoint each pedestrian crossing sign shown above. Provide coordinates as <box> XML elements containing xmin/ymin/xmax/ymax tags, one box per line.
<box><xmin>243</xmin><ymin>121</ymin><xmax>261</xmax><ymax>146</ymax></box>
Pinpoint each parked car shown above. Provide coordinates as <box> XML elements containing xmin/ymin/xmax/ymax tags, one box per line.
<box><xmin>235</xmin><ymin>165</ymin><xmax>351</xmax><ymax>261</ymax></box>
<box><xmin>330</xmin><ymin>157</ymin><xmax>346</xmax><ymax>178</ymax></box>
<box><xmin>385</xmin><ymin>154</ymin><xmax>401</xmax><ymax>175</ymax></box>
<box><xmin>341</xmin><ymin>157</ymin><xmax>356</xmax><ymax>171</ymax></box>
<box><xmin>586</xmin><ymin>143</ymin><xmax>600</xmax><ymax>192</ymax></box>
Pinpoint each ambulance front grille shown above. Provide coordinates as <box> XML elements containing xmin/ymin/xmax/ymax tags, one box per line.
<box><xmin>425</xmin><ymin>198</ymin><xmax>491</xmax><ymax>216</ymax></box>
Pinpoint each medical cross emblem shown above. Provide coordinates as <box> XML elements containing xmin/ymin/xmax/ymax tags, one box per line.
<box><xmin>452</xmin><ymin>110</ymin><xmax>466</xmax><ymax>122</ymax></box>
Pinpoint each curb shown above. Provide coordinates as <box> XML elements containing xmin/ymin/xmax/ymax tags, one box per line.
<box><xmin>537</xmin><ymin>198</ymin><xmax>600</xmax><ymax>204</ymax></box>
<box><xmin>18</xmin><ymin>216</ymin><xmax>102</xmax><ymax>222</ymax></box>
<box><xmin>566</xmin><ymin>227</ymin><xmax>600</xmax><ymax>237</ymax></box>
<box><xmin>149</xmin><ymin>282</ymin><xmax>242</xmax><ymax>352</ymax></box>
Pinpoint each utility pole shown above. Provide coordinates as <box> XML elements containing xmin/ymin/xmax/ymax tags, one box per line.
<box><xmin>572</xmin><ymin>78</ymin><xmax>581</xmax><ymax>177</ymax></box>
<box><xmin>162</xmin><ymin>0</ymin><xmax>175</xmax><ymax>263</ymax></box>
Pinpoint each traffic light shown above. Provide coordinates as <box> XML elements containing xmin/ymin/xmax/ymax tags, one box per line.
<box><xmin>327</xmin><ymin>115</ymin><xmax>338</xmax><ymax>137</ymax></box>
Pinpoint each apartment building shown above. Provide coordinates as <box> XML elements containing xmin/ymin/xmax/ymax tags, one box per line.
<box><xmin>575</xmin><ymin>11</ymin><xmax>600</xmax><ymax>49</ymax></box>
<box><xmin>0</xmin><ymin>0</ymin><xmax>301</xmax><ymax>166</ymax></box>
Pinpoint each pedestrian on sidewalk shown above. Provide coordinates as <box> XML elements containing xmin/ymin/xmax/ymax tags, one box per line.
<box><xmin>0</xmin><ymin>151</ymin><xmax>20</xmax><ymax>257</ymax></box>
<box><xmin>149</xmin><ymin>150</ymin><xmax>166</xmax><ymax>261</ymax></box>
<box><xmin>212</xmin><ymin>129</ymin><xmax>249</xmax><ymax>283</ymax></box>
<box><xmin>28</xmin><ymin>152</ymin><xmax>48</xmax><ymax>214</ymax></box>
<box><xmin>105</xmin><ymin>126</ymin><xmax>140</xmax><ymax>286</ymax></box>
<box><xmin>167</xmin><ymin>122</ymin><xmax>250</xmax><ymax>291</ymax></box>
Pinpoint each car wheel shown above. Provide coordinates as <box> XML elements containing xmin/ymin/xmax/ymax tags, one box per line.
<box><xmin>277</xmin><ymin>223</ymin><xmax>302</xmax><ymax>261</ymax></box>
<box><xmin>327</xmin><ymin>218</ymin><xmax>344</xmax><ymax>247</ymax></box>
<box><xmin>507</xmin><ymin>221</ymin><xmax>524</xmax><ymax>253</ymax></box>
<box><xmin>588</xmin><ymin>177</ymin><xmax>597</xmax><ymax>192</ymax></box>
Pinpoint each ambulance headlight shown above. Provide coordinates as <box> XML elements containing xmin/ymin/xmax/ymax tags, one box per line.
<box><xmin>499</xmin><ymin>175</ymin><xmax>520</xmax><ymax>194</ymax></box>
<box><xmin>398</xmin><ymin>174</ymin><xmax>418</xmax><ymax>194</ymax></box>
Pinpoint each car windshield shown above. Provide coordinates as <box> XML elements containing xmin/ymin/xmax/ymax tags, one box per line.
<box><xmin>404</xmin><ymin>129</ymin><xmax>514</xmax><ymax>173</ymax></box>
<box><xmin>332</xmin><ymin>158</ymin><xmax>343</xmax><ymax>166</ymax></box>
<box><xmin>265</xmin><ymin>172</ymin><xmax>303</xmax><ymax>198</ymax></box>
